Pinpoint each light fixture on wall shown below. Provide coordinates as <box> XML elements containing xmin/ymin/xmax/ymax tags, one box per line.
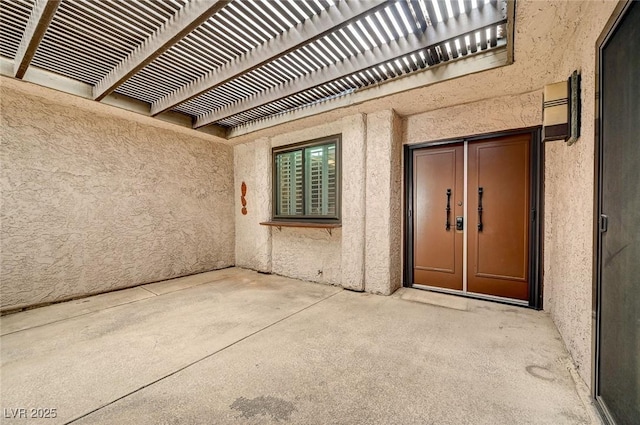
<box><xmin>542</xmin><ymin>70</ymin><xmax>581</xmax><ymax>145</ymax></box>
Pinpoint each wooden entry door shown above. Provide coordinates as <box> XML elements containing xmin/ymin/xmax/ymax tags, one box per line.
<box><xmin>413</xmin><ymin>144</ymin><xmax>464</xmax><ymax>291</ymax></box>
<box><xmin>596</xmin><ymin>2</ymin><xmax>640</xmax><ymax>423</ymax></box>
<box><xmin>468</xmin><ymin>135</ymin><xmax>530</xmax><ymax>300</ymax></box>
<box><xmin>412</xmin><ymin>135</ymin><xmax>531</xmax><ymax>301</ymax></box>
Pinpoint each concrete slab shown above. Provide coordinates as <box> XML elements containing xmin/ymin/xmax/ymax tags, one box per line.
<box><xmin>394</xmin><ymin>287</ymin><xmax>469</xmax><ymax>311</ymax></box>
<box><xmin>73</xmin><ymin>291</ymin><xmax>594</xmax><ymax>425</ymax></box>
<box><xmin>141</xmin><ymin>267</ymin><xmax>244</xmax><ymax>295</ymax></box>
<box><xmin>0</xmin><ymin>267</ymin><xmax>244</xmax><ymax>335</ymax></box>
<box><xmin>0</xmin><ymin>287</ymin><xmax>154</xmax><ymax>336</ymax></box>
<box><xmin>0</xmin><ymin>270</ymin><xmax>595</xmax><ymax>425</ymax></box>
<box><xmin>0</xmin><ymin>271</ymin><xmax>340</xmax><ymax>424</ymax></box>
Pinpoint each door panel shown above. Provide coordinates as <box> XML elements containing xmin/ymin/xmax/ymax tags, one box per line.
<box><xmin>413</xmin><ymin>144</ymin><xmax>464</xmax><ymax>290</ymax></box>
<box><xmin>467</xmin><ymin>135</ymin><xmax>530</xmax><ymax>300</ymax></box>
<box><xmin>411</xmin><ymin>135</ymin><xmax>531</xmax><ymax>300</ymax></box>
<box><xmin>598</xmin><ymin>2</ymin><xmax>640</xmax><ymax>423</ymax></box>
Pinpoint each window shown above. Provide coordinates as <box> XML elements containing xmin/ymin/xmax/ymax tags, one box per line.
<box><xmin>273</xmin><ymin>135</ymin><xmax>340</xmax><ymax>222</ymax></box>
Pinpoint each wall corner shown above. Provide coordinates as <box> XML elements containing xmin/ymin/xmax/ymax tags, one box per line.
<box><xmin>364</xmin><ymin>109</ymin><xmax>403</xmax><ymax>295</ymax></box>
<box><xmin>234</xmin><ymin>137</ymin><xmax>273</xmax><ymax>273</ymax></box>
<box><xmin>340</xmin><ymin>113</ymin><xmax>367</xmax><ymax>291</ymax></box>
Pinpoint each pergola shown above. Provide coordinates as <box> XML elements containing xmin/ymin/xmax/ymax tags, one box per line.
<box><xmin>0</xmin><ymin>0</ymin><xmax>511</xmax><ymax>138</ymax></box>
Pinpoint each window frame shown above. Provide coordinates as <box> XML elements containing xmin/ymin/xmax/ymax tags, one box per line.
<box><xmin>271</xmin><ymin>134</ymin><xmax>342</xmax><ymax>223</ymax></box>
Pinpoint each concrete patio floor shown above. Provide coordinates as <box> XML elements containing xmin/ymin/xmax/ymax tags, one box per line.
<box><xmin>1</xmin><ymin>268</ymin><xmax>598</xmax><ymax>424</ymax></box>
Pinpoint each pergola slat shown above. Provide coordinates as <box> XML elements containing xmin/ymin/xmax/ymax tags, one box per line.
<box><xmin>2</xmin><ymin>0</ymin><xmax>512</xmax><ymax>132</ymax></box>
<box><xmin>14</xmin><ymin>0</ymin><xmax>60</xmax><ymax>78</ymax></box>
<box><xmin>150</xmin><ymin>0</ymin><xmax>388</xmax><ymax>116</ymax></box>
<box><xmin>424</xmin><ymin>0</ymin><xmax>439</xmax><ymax>26</ymax></box>
<box><xmin>93</xmin><ymin>0</ymin><xmax>228</xmax><ymax>101</ymax></box>
<box><xmin>195</xmin><ymin>2</ymin><xmax>505</xmax><ymax>128</ymax></box>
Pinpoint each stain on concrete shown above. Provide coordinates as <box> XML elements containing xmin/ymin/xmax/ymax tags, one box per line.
<box><xmin>526</xmin><ymin>365</ymin><xmax>556</xmax><ymax>382</ymax></box>
<box><xmin>231</xmin><ymin>396</ymin><xmax>296</xmax><ymax>422</ymax></box>
<box><xmin>474</xmin><ymin>305</ymin><xmax>520</xmax><ymax>314</ymax></box>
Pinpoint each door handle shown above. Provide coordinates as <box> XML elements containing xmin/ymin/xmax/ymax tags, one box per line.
<box><xmin>478</xmin><ymin>187</ymin><xmax>484</xmax><ymax>231</ymax></box>
<box><xmin>445</xmin><ymin>188</ymin><xmax>452</xmax><ymax>231</ymax></box>
<box><xmin>600</xmin><ymin>214</ymin><xmax>608</xmax><ymax>233</ymax></box>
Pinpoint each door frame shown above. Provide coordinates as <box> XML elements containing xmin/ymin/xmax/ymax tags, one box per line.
<box><xmin>592</xmin><ymin>1</ymin><xmax>634</xmax><ymax>422</ymax></box>
<box><xmin>403</xmin><ymin>127</ymin><xmax>543</xmax><ymax>309</ymax></box>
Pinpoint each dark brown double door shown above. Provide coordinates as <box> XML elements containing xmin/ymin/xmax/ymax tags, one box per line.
<box><xmin>413</xmin><ymin>134</ymin><xmax>531</xmax><ymax>300</ymax></box>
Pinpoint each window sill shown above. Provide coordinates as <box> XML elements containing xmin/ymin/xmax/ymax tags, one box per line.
<box><xmin>260</xmin><ymin>221</ymin><xmax>341</xmax><ymax>235</ymax></box>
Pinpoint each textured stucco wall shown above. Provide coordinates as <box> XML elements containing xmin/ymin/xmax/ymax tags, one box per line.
<box><xmin>269</xmin><ymin>123</ymin><xmax>343</xmax><ymax>284</ymax></box>
<box><xmin>365</xmin><ymin>110</ymin><xmax>403</xmax><ymax>294</ymax></box>
<box><xmin>272</xmin><ymin>227</ymin><xmax>342</xmax><ymax>285</ymax></box>
<box><xmin>234</xmin><ymin>110</ymin><xmax>404</xmax><ymax>294</ymax></box>
<box><xmin>234</xmin><ymin>115</ymin><xmax>372</xmax><ymax>290</ymax></box>
<box><xmin>542</xmin><ymin>0</ymin><xmax>619</xmax><ymax>386</ymax></box>
<box><xmin>234</xmin><ymin>117</ymin><xmax>367</xmax><ymax>288</ymax></box>
<box><xmin>339</xmin><ymin>114</ymin><xmax>367</xmax><ymax>291</ymax></box>
<box><xmin>1</xmin><ymin>77</ymin><xmax>234</xmax><ymax>311</ymax></box>
<box><xmin>403</xmin><ymin>91</ymin><xmax>542</xmax><ymax>145</ymax></box>
<box><xmin>234</xmin><ymin>138</ymin><xmax>272</xmax><ymax>273</ymax></box>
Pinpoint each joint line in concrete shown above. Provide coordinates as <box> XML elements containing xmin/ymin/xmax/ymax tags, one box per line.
<box><xmin>63</xmin><ymin>289</ymin><xmax>342</xmax><ymax>424</ymax></box>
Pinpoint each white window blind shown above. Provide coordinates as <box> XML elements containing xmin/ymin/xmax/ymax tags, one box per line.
<box><xmin>274</xmin><ymin>138</ymin><xmax>339</xmax><ymax>220</ymax></box>
<box><xmin>276</xmin><ymin>150</ymin><xmax>303</xmax><ymax>216</ymax></box>
<box><xmin>305</xmin><ymin>144</ymin><xmax>336</xmax><ymax>216</ymax></box>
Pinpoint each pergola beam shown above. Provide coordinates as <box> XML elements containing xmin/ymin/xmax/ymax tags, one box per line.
<box><xmin>92</xmin><ymin>0</ymin><xmax>228</xmax><ymax>101</ymax></box>
<box><xmin>150</xmin><ymin>0</ymin><xmax>389</xmax><ymax>116</ymax></box>
<box><xmin>13</xmin><ymin>0</ymin><xmax>60</xmax><ymax>79</ymax></box>
<box><xmin>195</xmin><ymin>2</ymin><xmax>505</xmax><ymax>128</ymax></box>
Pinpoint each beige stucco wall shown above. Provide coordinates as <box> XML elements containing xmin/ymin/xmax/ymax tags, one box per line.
<box><xmin>403</xmin><ymin>91</ymin><xmax>542</xmax><ymax>145</ymax></box>
<box><xmin>339</xmin><ymin>114</ymin><xmax>368</xmax><ymax>291</ymax></box>
<box><xmin>234</xmin><ymin>137</ymin><xmax>272</xmax><ymax>273</ymax></box>
<box><xmin>235</xmin><ymin>111</ymin><xmax>405</xmax><ymax>294</ymax></box>
<box><xmin>269</xmin><ymin>123</ymin><xmax>344</xmax><ymax>286</ymax></box>
<box><xmin>0</xmin><ymin>77</ymin><xmax>235</xmax><ymax>312</ymax></box>
<box><xmin>365</xmin><ymin>110</ymin><xmax>403</xmax><ymax>294</ymax></box>
<box><xmin>542</xmin><ymin>0</ymin><xmax>619</xmax><ymax>386</ymax></box>
<box><xmin>235</xmin><ymin>117</ymin><xmax>362</xmax><ymax>289</ymax></box>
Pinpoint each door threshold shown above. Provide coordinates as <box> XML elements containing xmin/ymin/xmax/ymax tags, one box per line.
<box><xmin>410</xmin><ymin>284</ymin><xmax>530</xmax><ymax>308</ymax></box>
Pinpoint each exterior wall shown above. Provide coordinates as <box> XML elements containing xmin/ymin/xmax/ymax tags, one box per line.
<box><xmin>542</xmin><ymin>0</ymin><xmax>619</xmax><ymax>386</ymax></box>
<box><xmin>234</xmin><ymin>138</ymin><xmax>272</xmax><ymax>273</ymax></box>
<box><xmin>339</xmin><ymin>114</ymin><xmax>368</xmax><ymax>291</ymax></box>
<box><xmin>234</xmin><ymin>116</ymin><xmax>369</xmax><ymax>289</ymax></box>
<box><xmin>269</xmin><ymin>123</ymin><xmax>347</xmax><ymax>286</ymax></box>
<box><xmin>234</xmin><ymin>113</ymin><xmax>404</xmax><ymax>293</ymax></box>
<box><xmin>0</xmin><ymin>77</ymin><xmax>235</xmax><ymax>311</ymax></box>
<box><xmin>403</xmin><ymin>91</ymin><xmax>542</xmax><ymax>145</ymax></box>
<box><xmin>365</xmin><ymin>110</ymin><xmax>403</xmax><ymax>294</ymax></box>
